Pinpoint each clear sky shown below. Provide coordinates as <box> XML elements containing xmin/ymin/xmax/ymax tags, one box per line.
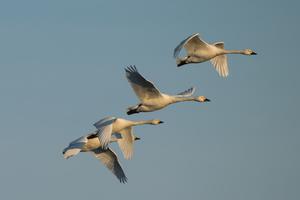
<box><xmin>0</xmin><ymin>0</ymin><xmax>299</xmax><ymax>199</ymax></box>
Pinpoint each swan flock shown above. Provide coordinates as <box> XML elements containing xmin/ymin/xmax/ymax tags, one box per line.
<box><xmin>62</xmin><ymin>33</ymin><xmax>256</xmax><ymax>183</ymax></box>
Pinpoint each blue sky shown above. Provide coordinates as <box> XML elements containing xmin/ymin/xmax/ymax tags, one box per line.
<box><xmin>0</xmin><ymin>0</ymin><xmax>299</xmax><ymax>199</ymax></box>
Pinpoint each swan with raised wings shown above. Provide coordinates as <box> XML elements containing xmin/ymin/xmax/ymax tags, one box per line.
<box><xmin>93</xmin><ymin>116</ymin><xmax>163</xmax><ymax>158</ymax></box>
<box><xmin>174</xmin><ymin>33</ymin><xmax>257</xmax><ymax>77</ymax></box>
<box><xmin>63</xmin><ymin>131</ymin><xmax>140</xmax><ymax>183</ymax></box>
<box><xmin>125</xmin><ymin>66</ymin><xmax>210</xmax><ymax>115</ymax></box>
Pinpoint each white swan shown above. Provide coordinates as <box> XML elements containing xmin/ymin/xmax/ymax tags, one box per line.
<box><xmin>63</xmin><ymin>132</ymin><xmax>139</xmax><ymax>183</ymax></box>
<box><xmin>93</xmin><ymin>116</ymin><xmax>163</xmax><ymax>158</ymax></box>
<box><xmin>174</xmin><ymin>33</ymin><xmax>257</xmax><ymax>77</ymax></box>
<box><xmin>125</xmin><ymin>66</ymin><xmax>210</xmax><ymax>115</ymax></box>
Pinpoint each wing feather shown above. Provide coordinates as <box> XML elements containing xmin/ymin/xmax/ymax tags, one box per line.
<box><xmin>125</xmin><ymin>66</ymin><xmax>162</xmax><ymax>101</ymax></box>
<box><xmin>213</xmin><ymin>42</ymin><xmax>224</xmax><ymax>49</ymax></box>
<box><xmin>174</xmin><ymin>33</ymin><xmax>210</xmax><ymax>58</ymax></box>
<box><xmin>176</xmin><ymin>87</ymin><xmax>196</xmax><ymax>97</ymax></box>
<box><xmin>92</xmin><ymin>147</ymin><xmax>127</xmax><ymax>183</ymax></box>
<box><xmin>210</xmin><ymin>42</ymin><xmax>229</xmax><ymax>77</ymax></box>
<box><xmin>93</xmin><ymin>117</ymin><xmax>116</xmax><ymax>148</ymax></box>
<box><xmin>62</xmin><ymin>136</ymin><xmax>87</xmax><ymax>159</ymax></box>
<box><xmin>117</xmin><ymin>127</ymin><xmax>135</xmax><ymax>160</ymax></box>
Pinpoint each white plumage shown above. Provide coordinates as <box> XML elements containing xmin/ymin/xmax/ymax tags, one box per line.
<box><xmin>63</xmin><ymin>132</ymin><xmax>128</xmax><ymax>183</ymax></box>
<box><xmin>174</xmin><ymin>33</ymin><xmax>257</xmax><ymax>77</ymax></box>
<box><xmin>93</xmin><ymin>116</ymin><xmax>163</xmax><ymax>159</ymax></box>
<box><xmin>125</xmin><ymin>66</ymin><xmax>210</xmax><ymax>114</ymax></box>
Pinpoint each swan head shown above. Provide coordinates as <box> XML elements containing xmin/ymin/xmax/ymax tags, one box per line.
<box><xmin>243</xmin><ymin>49</ymin><xmax>257</xmax><ymax>55</ymax></box>
<box><xmin>196</xmin><ymin>96</ymin><xmax>210</xmax><ymax>102</ymax></box>
<box><xmin>151</xmin><ymin>119</ymin><xmax>164</xmax><ymax>125</ymax></box>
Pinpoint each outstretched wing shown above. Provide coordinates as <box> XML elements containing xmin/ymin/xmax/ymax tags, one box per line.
<box><xmin>174</xmin><ymin>33</ymin><xmax>210</xmax><ymax>58</ymax></box>
<box><xmin>93</xmin><ymin>117</ymin><xmax>117</xmax><ymax>148</ymax></box>
<box><xmin>125</xmin><ymin>66</ymin><xmax>162</xmax><ymax>101</ymax></box>
<box><xmin>63</xmin><ymin>148</ymin><xmax>81</xmax><ymax>159</ymax></box>
<box><xmin>62</xmin><ymin>135</ymin><xmax>87</xmax><ymax>159</ymax></box>
<box><xmin>176</xmin><ymin>86</ymin><xmax>196</xmax><ymax>97</ymax></box>
<box><xmin>210</xmin><ymin>42</ymin><xmax>229</xmax><ymax>77</ymax></box>
<box><xmin>92</xmin><ymin>147</ymin><xmax>127</xmax><ymax>183</ymax></box>
<box><xmin>116</xmin><ymin>127</ymin><xmax>135</xmax><ymax>160</ymax></box>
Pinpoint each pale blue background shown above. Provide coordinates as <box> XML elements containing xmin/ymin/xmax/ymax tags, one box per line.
<box><xmin>0</xmin><ymin>0</ymin><xmax>299</xmax><ymax>199</ymax></box>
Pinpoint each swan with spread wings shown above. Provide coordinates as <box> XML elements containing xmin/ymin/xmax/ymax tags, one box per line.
<box><xmin>174</xmin><ymin>33</ymin><xmax>257</xmax><ymax>77</ymax></box>
<box><xmin>125</xmin><ymin>66</ymin><xmax>210</xmax><ymax>115</ymax></box>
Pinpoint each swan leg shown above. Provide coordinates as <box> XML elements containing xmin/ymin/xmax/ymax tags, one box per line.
<box><xmin>176</xmin><ymin>58</ymin><xmax>186</xmax><ymax>67</ymax></box>
<box><xmin>127</xmin><ymin>109</ymin><xmax>139</xmax><ymax>115</ymax></box>
<box><xmin>127</xmin><ymin>104</ymin><xmax>140</xmax><ymax>115</ymax></box>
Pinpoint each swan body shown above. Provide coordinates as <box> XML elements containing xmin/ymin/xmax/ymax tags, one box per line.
<box><xmin>174</xmin><ymin>33</ymin><xmax>257</xmax><ymax>77</ymax></box>
<box><xmin>125</xmin><ymin>66</ymin><xmax>210</xmax><ymax>115</ymax></box>
<box><xmin>62</xmin><ymin>132</ymin><xmax>136</xmax><ymax>183</ymax></box>
<box><xmin>93</xmin><ymin>116</ymin><xmax>163</xmax><ymax>158</ymax></box>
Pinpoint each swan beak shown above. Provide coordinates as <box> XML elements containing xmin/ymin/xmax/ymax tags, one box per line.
<box><xmin>251</xmin><ymin>52</ymin><xmax>257</xmax><ymax>55</ymax></box>
<box><xmin>204</xmin><ymin>98</ymin><xmax>211</xmax><ymax>102</ymax></box>
<box><xmin>159</xmin><ymin>121</ymin><xmax>164</xmax><ymax>124</ymax></box>
<box><xmin>135</xmin><ymin>137</ymin><xmax>141</xmax><ymax>141</ymax></box>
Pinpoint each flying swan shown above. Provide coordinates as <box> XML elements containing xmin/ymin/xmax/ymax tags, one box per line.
<box><xmin>125</xmin><ymin>66</ymin><xmax>210</xmax><ymax>115</ymax></box>
<box><xmin>62</xmin><ymin>131</ymin><xmax>140</xmax><ymax>183</ymax></box>
<box><xmin>174</xmin><ymin>33</ymin><xmax>257</xmax><ymax>77</ymax></box>
<box><xmin>93</xmin><ymin>116</ymin><xmax>163</xmax><ymax>158</ymax></box>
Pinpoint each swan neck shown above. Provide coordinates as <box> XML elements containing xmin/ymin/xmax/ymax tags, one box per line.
<box><xmin>172</xmin><ymin>96</ymin><xmax>197</xmax><ymax>103</ymax></box>
<box><xmin>133</xmin><ymin>120</ymin><xmax>154</xmax><ymax>126</ymax></box>
<box><xmin>224</xmin><ymin>49</ymin><xmax>244</xmax><ymax>54</ymax></box>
